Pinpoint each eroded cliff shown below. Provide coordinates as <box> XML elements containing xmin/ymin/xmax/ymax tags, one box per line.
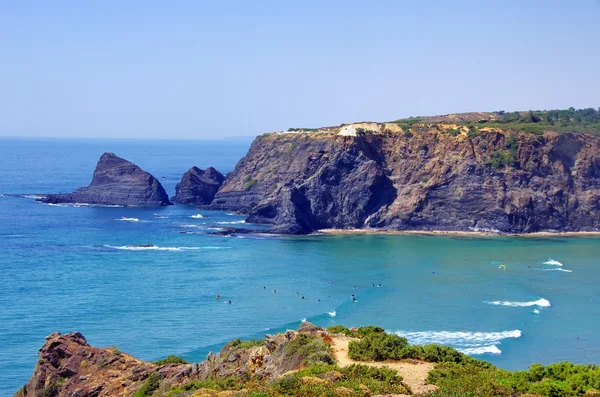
<box><xmin>209</xmin><ymin>123</ymin><xmax>600</xmax><ymax>234</ymax></box>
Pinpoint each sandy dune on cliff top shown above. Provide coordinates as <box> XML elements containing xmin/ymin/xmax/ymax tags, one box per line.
<box><xmin>330</xmin><ymin>335</ymin><xmax>438</xmax><ymax>396</ymax></box>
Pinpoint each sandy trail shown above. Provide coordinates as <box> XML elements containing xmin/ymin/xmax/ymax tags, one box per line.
<box><xmin>330</xmin><ymin>335</ymin><xmax>438</xmax><ymax>396</ymax></box>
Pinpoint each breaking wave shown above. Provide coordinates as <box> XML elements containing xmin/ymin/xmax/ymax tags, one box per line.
<box><xmin>117</xmin><ymin>217</ymin><xmax>139</xmax><ymax>222</ymax></box>
<box><xmin>485</xmin><ymin>298</ymin><xmax>551</xmax><ymax>307</ymax></box>
<box><xmin>540</xmin><ymin>268</ymin><xmax>572</xmax><ymax>273</ymax></box>
<box><xmin>461</xmin><ymin>345</ymin><xmax>502</xmax><ymax>355</ymax></box>
<box><xmin>328</xmin><ymin>311</ymin><xmax>336</xmax><ymax>317</ymax></box>
<box><xmin>190</xmin><ymin>214</ymin><xmax>204</xmax><ymax>219</ymax></box>
<box><xmin>217</xmin><ymin>220</ymin><xmax>246</xmax><ymax>225</ymax></box>
<box><xmin>544</xmin><ymin>259</ymin><xmax>564</xmax><ymax>266</ymax></box>
<box><xmin>102</xmin><ymin>245</ymin><xmax>228</xmax><ymax>251</ymax></box>
<box><xmin>394</xmin><ymin>329</ymin><xmax>521</xmax><ymax>355</ymax></box>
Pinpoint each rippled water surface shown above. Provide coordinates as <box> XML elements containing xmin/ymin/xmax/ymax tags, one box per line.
<box><xmin>1</xmin><ymin>137</ymin><xmax>599</xmax><ymax>396</ymax></box>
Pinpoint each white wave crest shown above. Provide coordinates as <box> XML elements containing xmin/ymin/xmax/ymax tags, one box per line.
<box><xmin>461</xmin><ymin>345</ymin><xmax>502</xmax><ymax>355</ymax></box>
<box><xmin>24</xmin><ymin>194</ymin><xmax>44</xmax><ymax>199</ymax></box>
<box><xmin>103</xmin><ymin>245</ymin><xmax>228</xmax><ymax>251</ymax></box>
<box><xmin>190</xmin><ymin>214</ymin><xmax>204</xmax><ymax>219</ymax></box>
<box><xmin>485</xmin><ymin>298</ymin><xmax>551</xmax><ymax>307</ymax></box>
<box><xmin>117</xmin><ymin>217</ymin><xmax>139</xmax><ymax>222</ymax></box>
<box><xmin>540</xmin><ymin>268</ymin><xmax>572</xmax><ymax>273</ymax></box>
<box><xmin>217</xmin><ymin>220</ymin><xmax>246</xmax><ymax>225</ymax></box>
<box><xmin>301</xmin><ymin>318</ymin><xmax>307</xmax><ymax>323</ymax></box>
<box><xmin>544</xmin><ymin>259</ymin><xmax>563</xmax><ymax>266</ymax></box>
<box><xmin>394</xmin><ymin>329</ymin><xmax>521</xmax><ymax>348</ymax></box>
<box><xmin>328</xmin><ymin>311</ymin><xmax>336</xmax><ymax>317</ymax></box>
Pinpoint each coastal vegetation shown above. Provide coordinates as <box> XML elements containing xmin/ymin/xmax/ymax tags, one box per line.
<box><xmin>395</xmin><ymin>107</ymin><xmax>600</xmax><ymax>135</ymax></box>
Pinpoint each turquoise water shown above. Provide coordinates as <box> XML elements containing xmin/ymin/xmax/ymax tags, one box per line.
<box><xmin>1</xmin><ymin>138</ymin><xmax>599</xmax><ymax>396</ymax></box>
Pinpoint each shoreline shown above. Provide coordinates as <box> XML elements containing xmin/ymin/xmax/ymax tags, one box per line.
<box><xmin>316</xmin><ymin>228</ymin><xmax>600</xmax><ymax>237</ymax></box>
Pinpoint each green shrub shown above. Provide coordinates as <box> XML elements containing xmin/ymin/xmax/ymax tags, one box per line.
<box><xmin>348</xmin><ymin>332</ymin><xmax>409</xmax><ymax>361</ymax></box>
<box><xmin>244</xmin><ymin>179</ymin><xmax>258</xmax><ymax>190</ymax></box>
<box><xmin>229</xmin><ymin>338</ymin><xmax>266</xmax><ymax>349</ymax></box>
<box><xmin>404</xmin><ymin>131</ymin><xmax>414</xmax><ymax>138</ymax></box>
<box><xmin>133</xmin><ymin>372</ymin><xmax>162</xmax><ymax>397</ymax></box>
<box><xmin>111</xmin><ymin>347</ymin><xmax>121</xmax><ymax>356</ymax></box>
<box><xmin>152</xmin><ymin>355</ymin><xmax>189</xmax><ymax>365</ymax></box>
<box><xmin>284</xmin><ymin>334</ymin><xmax>334</xmax><ymax>366</ymax></box>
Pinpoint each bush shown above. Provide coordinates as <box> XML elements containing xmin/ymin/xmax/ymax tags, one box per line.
<box><xmin>229</xmin><ymin>338</ymin><xmax>266</xmax><ymax>349</ymax></box>
<box><xmin>152</xmin><ymin>355</ymin><xmax>189</xmax><ymax>365</ymax></box>
<box><xmin>348</xmin><ymin>333</ymin><xmax>409</xmax><ymax>361</ymax></box>
<box><xmin>404</xmin><ymin>131</ymin><xmax>414</xmax><ymax>138</ymax></box>
<box><xmin>284</xmin><ymin>334</ymin><xmax>334</xmax><ymax>366</ymax></box>
<box><xmin>133</xmin><ymin>372</ymin><xmax>162</xmax><ymax>397</ymax></box>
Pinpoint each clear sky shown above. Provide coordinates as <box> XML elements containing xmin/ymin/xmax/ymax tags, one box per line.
<box><xmin>1</xmin><ymin>1</ymin><xmax>599</xmax><ymax>139</ymax></box>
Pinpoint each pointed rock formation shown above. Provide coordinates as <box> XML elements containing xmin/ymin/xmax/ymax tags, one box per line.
<box><xmin>40</xmin><ymin>153</ymin><xmax>172</xmax><ymax>206</ymax></box>
<box><xmin>171</xmin><ymin>166</ymin><xmax>224</xmax><ymax>205</ymax></box>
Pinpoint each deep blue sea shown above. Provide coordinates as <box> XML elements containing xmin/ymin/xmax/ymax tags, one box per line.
<box><xmin>1</xmin><ymin>137</ymin><xmax>599</xmax><ymax>396</ymax></box>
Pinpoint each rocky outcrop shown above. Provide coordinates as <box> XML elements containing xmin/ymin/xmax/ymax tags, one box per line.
<box><xmin>209</xmin><ymin>124</ymin><xmax>600</xmax><ymax>234</ymax></box>
<box><xmin>171</xmin><ymin>166</ymin><xmax>224</xmax><ymax>205</ymax></box>
<box><xmin>15</xmin><ymin>324</ymin><xmax>329</xmax><ymax>397</ymax></box>
<box><xmin>39</xmin><ymin>153</ymin><xmax>172</xmax><ymax>207</ymax></box>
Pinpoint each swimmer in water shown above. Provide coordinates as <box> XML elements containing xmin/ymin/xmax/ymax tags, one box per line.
<box><xmin>353</xmin><ymin>285</ymin><xmax>357</xmax><ymax>289</ymax></box>
<box><xmin>301</xmin><ymin>296</ymin><xmax>304</xmax><ymax>300</ymax></box>
<box><xmin>296</xmin><ymin>291</ymin><xmax>300</xmax><ymax>295</ymax></box>
<box><xmin>273</xmin><ymin>289</ymin><xmax>276</xmax><ymax>293</ymax></box>
<box><xmin>318</xmin><ymin>299</ymin><xmax>321</xmax><ymax>302</ymax></box>
<box><xmin>352</xmin><ymin>297</ymin><xmax>357</xmax><ymax>302</ymax></box>
<box><xmin>227</xmin><ymin>300</ymin><xmax>231</xmax><ymax>304</ymax></box>
<box><xmin>263</xmin><ymin>286</ymin><xmax>266</xmax><ymax>290</ymax></box>
<box><xmin>216</xmin><ymin>294</ymin><xmax>220</xmax><ymax>299</ymax></box>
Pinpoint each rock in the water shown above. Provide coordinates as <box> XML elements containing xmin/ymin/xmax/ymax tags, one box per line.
<box><xmin>209</xmin><ymin>124</ymin><xmax>600</xmax><ymax>234</ymax></box>
<box><xmin>40</xmin><ymin>152</ymin><xmax>172</xmax><ymax>207</ymax></box>
<box><xmin>172</xmin><ymin>166</ymin><xmax>224</xmax><ymax>205</ymax></box>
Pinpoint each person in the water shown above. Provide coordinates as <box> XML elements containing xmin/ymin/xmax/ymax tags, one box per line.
<box><xmin>352</xmin><ymin>297</ymin><xmax>357</xmax><ymax>302</ymax></box>
<box><xmin>216</xmin><ymin>294</ymin><xmax>220</xmax><ymax>299</ymax></box>
<box><xmin>227</xmin><ymin>300</ymin><xmax>231</xmax><ymax>304</ymax></box>
<box><xmin>273</xmin><ymin>289</ymin><xmax>276</xmax><ymax>293</ymax></box>
<box><xmin>301</xmin><ymin>296</ymin><xmax>304</xmax><ymax>300</ymax></box>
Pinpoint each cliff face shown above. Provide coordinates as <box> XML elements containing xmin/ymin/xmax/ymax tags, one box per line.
<box><xmin>210</xmin><ymin>124</ymin><xmax>600</xmax><ymax>234</ymax></box>
<box><xmin>171</xmin><ymin>166</ymin><xmax>224</xmax><ymax>205</ymax></box>
<box><xmin>40</xmin><ymin>153</ymin><xmax>172</xmax><ymax>207</ymax></box>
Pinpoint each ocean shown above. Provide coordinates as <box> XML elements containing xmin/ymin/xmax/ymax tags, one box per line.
<box><xmin>1</xmin><ymin>137</ymin><xmax>599</xmax><ymax>396</ymax></box>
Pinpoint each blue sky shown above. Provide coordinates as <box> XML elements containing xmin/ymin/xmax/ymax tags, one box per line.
<box><xmin>1</xmin><ymin>1</ymin><xmax>599</xmax><ymax>139</ymax></box>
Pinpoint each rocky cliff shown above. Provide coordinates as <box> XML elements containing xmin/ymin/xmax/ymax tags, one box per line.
<box><xmin>209</xmin><ymin>123</ymin><xmax>600</xmax><ymax>234</ymax></box>
<box><xmin>40</xmin><ymin>153</ymin><xmax>172</xmax><ymax>207</ymax></box>
<box><xmin>14</xmin><ymin>323</ymin><xmax>357</xmax><ymax>397</ymax></box>
<box><xmin>172</xmin><ymin>166</ymin><xmax>224</xmax><ymax>205</ymax></box>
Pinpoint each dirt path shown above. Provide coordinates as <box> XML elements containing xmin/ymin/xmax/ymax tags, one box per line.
<box><xmin>330</xmin><ymin>335</ymin><xmax>438</xmax><ymax>396</ymax></box>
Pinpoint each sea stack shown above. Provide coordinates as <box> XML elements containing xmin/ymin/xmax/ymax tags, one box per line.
<box><xmin>172</xmin><ymin>166</ymin><xmax>224</xmax><ymax>205</ymax></box>
<box><xmin>40</xmin><ymin>152</ymin><xmax>172</xmax><ymax>206</ymax></box>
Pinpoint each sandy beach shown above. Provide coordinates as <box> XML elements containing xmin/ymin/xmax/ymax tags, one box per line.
<box><xmin>317</xmin><ymin>228</ymin><xmax>600</xmax><ymax>238</ymax></box>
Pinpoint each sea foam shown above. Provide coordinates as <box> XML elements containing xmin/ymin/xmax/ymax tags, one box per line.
<box><xmin>394</xmin><ymin>329</ymin><xmax>521</xmax><ymax>355</ymax></box>
<box><xmin>103</xmin><ymin>245</ymin><xmax>227</xmax><ymax>251</ymax></box>
<box><xmin>485</xmin><ymin>298</ymin><xmax>551</xmax><ymax>307</ymax></box>
<box><xmin>544</xmin><ymin>259</ymin><xmax>564</xmax><ymax>266</ymax></box>
<box><xmin>217</xmin><ymin>220</ymin><xmax>246</xmax><ymax>225</ymax></box>
<box><xmin>117</xmin><ymin>217</ymin><xmax>139</xmax><ymax>222</ymax></box>
<box><xmin>328</xmin><ymin>311</ymin><xmax>336</xmax><ymax>317</ymax></box>
<box><xmin>190</xmin><ymin>214</ymin><xmax>204</xmax><ymax>219</ymax></box>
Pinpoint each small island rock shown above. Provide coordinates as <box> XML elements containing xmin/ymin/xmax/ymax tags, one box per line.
<box><xmin>40</xmin><ymin>152</ymin><xmax>172</xmax><ymax>206</ymax></box>
<box><xmin>172</xmin><ymin>166</ymin><xmax>225</xmax><ymax>205</ymax></box>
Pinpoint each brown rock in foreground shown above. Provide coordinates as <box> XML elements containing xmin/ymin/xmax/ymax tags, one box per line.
<box><xmin>15</xmin><ymin>324</ymin><xmax>329</xmax><ymax>397</ymax></box>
